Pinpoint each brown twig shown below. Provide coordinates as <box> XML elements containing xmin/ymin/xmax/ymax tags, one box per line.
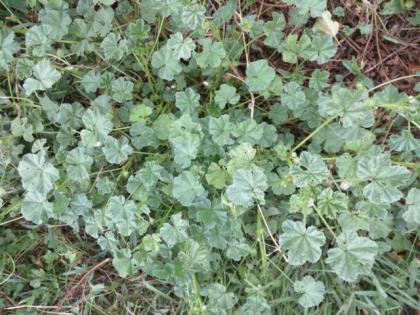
<box><xmin>364</xmin><ymin>43</ymin><xmax>415</xmax><ymax>73</ymax></box>
<box><xmin>57</xmin><ymin>258</ymin><xmax>110</xmax><ymax>310</ymax></box>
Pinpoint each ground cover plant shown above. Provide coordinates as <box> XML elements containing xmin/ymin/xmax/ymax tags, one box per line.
<box><xmin>0</xmin><ymin>0</ymin><xmax>419</xmax><ymax>314</ymax></box>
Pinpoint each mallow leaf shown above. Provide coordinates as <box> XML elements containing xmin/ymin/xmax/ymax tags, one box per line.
<box><xmin>388</xmin><ymin>130</ymin><xmax>420</xmax><ymax>152</ymax></box>
<box><xmin>181</xmin><ymin>3</ymin><xmax>206</xmax><ymax>31</ymax></box>
<box><xmin>278</xmin><ymin>220</ymin><xmax>326</xmax><ymax>266</ymax></box>
<box><xmin>195</xmin><ymin>39</ymin><xmax>226</xmax><ymax>69</ymax></box>
<box><xmin>102</xmin><ymin>136</ymin><xmax>133</xmax><ymax>164</ymax></box>
<box><xmin>317</xmin><ymin>188</ymin><xmax>348</xmax><ymax>219</ymax></box>
<box><xmin>284</xmin><ymin>0</ymin><xmax>326</xmax><ymax>18</ymax></box>
<box><xmin>263</xmin><ymin>12</ymin><xmax>286</xmax><ymax>48</ymax></box>
<box><xmin>245</xmin><ymin>59</ymin><xmax>276</xmax><ymax>92</ymax></box>
<box><xmin>104</xmin><ymin>196</ymin><xmax>140</xmax><ymax>237</ymax></box>
<box><xmin>111</xmin><ymin>77</ymin><xmax>134</xmax><ymax>102</ymax></box>
<box><xmin>18</xmin><ymin>153</ymin><xmax>59</xmax><ymax>195</ymax></box>
<box><xmin>226</xmin><ymin>166</ymin><xmax>268</xmax><ymax>207</ymax></box>
<box><xmin>175</xmin><ymin>88</ymin><xmax>200</xmax><ymax>114</ymax></box>
<box><xmin>326</xmin><ymin>231</ymin><xmax>378</xmax><ymax>282</ymax></box>
<box><xmin>294</xmin><ymin>276</ymin><xmax>325</xmax><ymax>308</ymax></box>
<box><xmin>356</xmin><ymin>153</ymin><xmax>411</xmax><ymax>204</ymax></box>
<box><xmin>172</xmin><ymin>171</ymin><xmax>205</xmax><ymax>206</ymax></box>
<box><xmin>167</xmin><ymin>32</ymin><xmax>196</xmax><ymax>60</ymax></box>
<box><xmin>0</xmin><ymin>29</ymin><xmax>20</xmax><ymax>70</ymax></box>
<box><xmin>100</xmin><ymin>33</ymin><xmax>128</xmax><ymax>61</ymax></box>
<box><xmin>309</xmin><ymin>33</ymin><xmax>337</xmax><ymax>64</ymax></box>
<box><xmin>159</xmin><ymin>213</ymin><xmax>189</xmax><ymax>247</ymax></box>
<box><xmin>21</xmin><ymin>191</ymin><xmax>53</xmax><ymax>224</ymax></box>
<box><xmin>214</xmin><ymin>84</ymin><xmax>240</xmax><ymax>109</ymax></box>
<box><xmin>81</xmin><ymin>109</ymin><xmax>113</xmax><ymax>147</ymax></box>
<box><xmin>402</xmin><ymin>188</ymin><xmax>420</xmax><ymax>225</ymax></box>
<box><xmin>38</xmin><ymin>6</ymin><xmax>71</xmax><ymax>40</ymax></box>
<box><xmin>151</xmin><ymin>45</ymin><xmax>183</xmax><ymax>80</ymax></box>
<box><xmin>65</xmin><ymin>147</ymin><xmax>93</xmax><ymax>182</ymax></box>
<box><xmin>289</xmin><ymin>151</ymin><xmax>329</xmax><ymax>187</ymax></box>
<box><xmin>23</xmin><ymin>59</ymin><xmax>62</xmax><ymax>96</ymax></box>
<box><xmin>209</xmin><ymin>115</ymin><xmax>234</xmax><ymax>146</ymax></box>
<box><xmin>318</xmin><ymin>86</ymin><xmax>373</xmax><ymax>128</ymax></box>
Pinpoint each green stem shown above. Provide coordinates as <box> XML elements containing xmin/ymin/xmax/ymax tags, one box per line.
<box><xmin>256</xmin><ymin>207</ymin><xmax>267</xmax><ymax>276</ymax></box>
<box><xmin>191</xmin><ymin>273</ymin><xmax>204</xmax><ymax>315</ymax></box>
<box><xmin>292</xmin><ymin>116</ymin><xmax>336</xmax><ymax>152</ymax></box>
<box><xmin>368</xmin><ymin>74</ymin><xmax>419</xmax><ymax>93</ymax></box>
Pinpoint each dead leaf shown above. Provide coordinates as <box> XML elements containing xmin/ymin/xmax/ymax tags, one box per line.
<box><xmin>314</xmin><ymin>11</ymin><xmax>340</xmax><ymax>38</ymax></box>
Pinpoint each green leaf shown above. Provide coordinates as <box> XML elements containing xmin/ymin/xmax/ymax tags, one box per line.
<box><xmin>65</xmin><ymin>147</ymin><xmax>93</xmax><ymax>182</ymax></box>
<box><xmin>112</xmin><ymin>248</ymin><xmax>133</xmax><ymax>278</ymax></box>
<box><xmin>38</xmin><ymin>6</ymin><xmax>72</xmax><ymax>40</ymax></box>
<box><xmin>206</xmin><ymin>162</ymin><xmax>227</xmax><ymax>189</ymax></box>
<box><xmin>232</xmin><ymin>119</ymin><xmax>264</xmax><ymax>145</ymax></box>
<box><xmin>289</xmin><ymin>151</ymin><xmax>329</xmax><ymax>187</ymax></box>
<box><xmin>127</xmin><ymin>18</ymin><xmax>150</xmax><ymax>48</ymax></box>
<box><xmin>213</xmin><ymin>0</ymin><xmax>236</xmax><ymax>24</ymax></box>
<box><xmin>284</xmin><ymin>0</ymin><xmax>326</xmax><ymax>18</ymax></box>
<box><xmin>294</xmin><ymin>276</ymin><xmax>325</xmax><ymax>308</ymax></box>
<box><xmin>130</xmin><ymin>123</ymin><xmax>158</xmax><ymax>149</ymax></box>
<box><xmin>240</xmin><ymin>15</ymin><xmax>265</xmax><ymax>38</ymax></box>
<box><xmin>0</xmin><ymin>29</ymin><xmax>20</xmax><ymax>70</ymax></box>
<box><xmin>21</xmin><ymin>191</ymin><xmax>53</xmax><ymax>224</ymax></box>
<box><xmin>268</xmin><ymin>103</ymin><xmax>289</xmax><ymax>125</ymax></box>
<box><xmin>214</xmin><ymin>84</ymin><xmax>240</xmax><ymax>109</ymax></box>
<box><xmin>309</xmin><ymin>69</ymin><xmax>330</xmax><ymax>90</ymax></box>
<box><xmin>129</xmin><ymin>103</ymin><xmax>153</xmax><ymax>122</ymax></box>
<box><xmin>326</xmin><ymin>231</ymin><xmax>378</xmax><ymax>282</ymax></box>
<box><xmin>202</xmin><ymin>283</ymin><xmax>237</xmax><ymax>314</ymax></box>
<box><xmin>111</xmin><ymin>77</ymin><xmax>134</xmax><ymax>102</ymax></box>
<box><xmin>236</xmin><ymin>296</ymin><xmax>271</xmax><ymax>315</ymax></box>
<box><xmin>178</xmin><ymin>239</ymin><xmax>210</xmax><ymax>272</ymax></box>
<box><xmin>23</xmin><ymin>59</ymin><xmax>62</xmax><ymax>96</ymax></box>
<box><xmin>260</xmin><ymin>122</ymin><xmax>278</xmax><ymax>148</ymax></box>
<box><xmin>25</xmin><ymin>25</ymin><xmax>53</xmax><ymax>57</ymax></box>
<box><xmin>105</xmin><ymin>196</ymin><xmax>142</xmax><ymax>237</ymax></box>
<box><xmin>167</xmin><ymin>32</ymin><xmax>196</xmax><ymax>60</ymax></box>
<box><xmin>152</xmin><ymin>113</ymin><xmax>175</xmax><ymax>140</ymax></box>
<box><xmin>81</xmin><ymin>109</ymin><xmax>113</xmax><ymax>147</ymax></box>
<box><xmin>151</xmin><ymin>45</ymin><xmax>183</xmax><ymax>80</ymax></box>
<box><xmin>281</xmin><ymin>82</ymin><xmax>307</xmax><ymax>111</ymax></box>
<box><xmin>263</xmin><ymin>12</ymin><xmax>286</xmax><ymax>48</ymax></box>
<box><xmin>209</xmin><ymin>115</ymin><xmax>234</xmax><ymax>146</ymax></box>
<box><xmin>245</xmin><ymin>59</ymin><xmax>276</xmax><ymax>92</ymax></box>
<box><xmin>318</xmin><ymin>86</ymin><xmax>373</xmax><ymax>128</ymax></box>
<box><xmin>169</xmin><ymin>114</ymin><xmax>203</xmax><ymax>169</ymax></box>
<box><xmin>100</xmin><ymin>33</ymin><xmax>128</xmax><ymax>61</ymax></box>
<box><xmin>159</xmin><ymin>213</ymin><xmax>189</xmax><ymax>247</ymax></box>
<box><xmin>81</xmin><ymin>70</ymin><xmax>101</xmax><ymax>93</ymax></box>
<box><xmin>181</xmin><ymin>3</ymin><xmax>205</xmax><ymax>31</ymax></box>
<box><xmin>388</xmin><ymin>130</ymin><xmax>420</xmax><ymax>152</ymax></box>
<box><xmin>195</xmin><ymin>39</ymin><xmax>226</xmax><ymax>69</ymax></box>
<box><xmin>172</xmin><ymin>171</ymin><xmax>205</xmax><ymax>206</ymax></box>
<box><xmin>175</xmin><ymin>88</ymin><xmax>200</xmax><ymax>114</ymax></box>
<box><xmin>102</xmin><ymin>136</ymin><xmax>133</xmax><ymax>164</ymax></box>
<box><xmin>18</xmin><ymin>153</ymin><xmax>59</xmax><ymax>195</ymax></box>
<box><xmin>278</xmin><ymin>220</ymin><xmax>326</xmax><ymax>266</ymax></box>
<box><xmin>226</xmin><ymin>143</ymin><xmax>256</xmax><ymax>175</ymax></box>
<box><xmin>226</xmin><ymin>166</ymin><xmax>268</xmax><ymax>207</ymax></box>
<box><xmin>402</xmin><ymin>188</ymin><xmax>420</xmax><ymax>225</ymax></box>
<box><xmin>126</xmin><ymin>161</ymin><xmax>163</xmax><ymax>201</ymax></box>
<box><xmin>356</xmin><ymin>153</ymin><xmax>411</xmax><ymax>204</ymax></box>
<box><xmin>317</xmin><ymin>188</ymin><xmax>348</xmax><ymax>219</ymax></box>
<box><xmin>280</xmin><ymin>34</ymin><xmax>300</xmax><ymax>64</ymax></box>
<box><xmin>309</xmin><ymin>33</ymin><xmax>337</xmax><ymax>64</ymax></box>
<box><xmin>93</xmin><ymin>7</ymin><xmax>114</xmax><ymax>37</ymax></box>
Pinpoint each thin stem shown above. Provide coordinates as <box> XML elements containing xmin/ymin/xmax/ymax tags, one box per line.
<box><xmin>368</xmin><ymin>74</ymin><xmax>418</xmax><ymax>93</ymax></box>
<box><xmin>292</xmin><ymin>116</ymin><xmax>336</xmax><ymax>152</ymax></box>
